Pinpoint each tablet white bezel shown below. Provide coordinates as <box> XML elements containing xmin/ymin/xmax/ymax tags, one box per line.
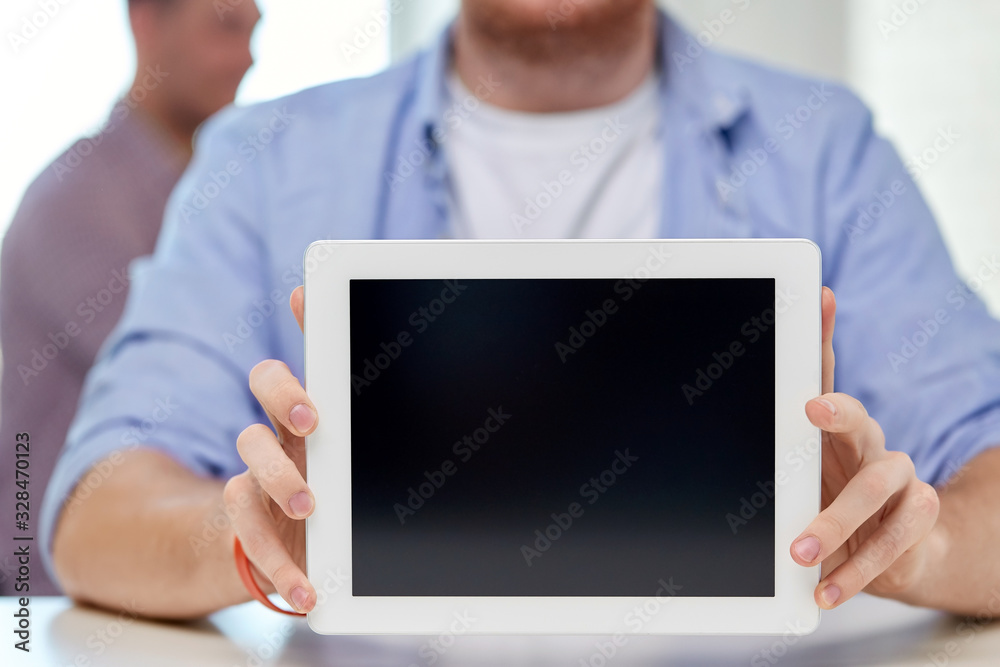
<box><xmin>303</xmin><ymin>239</ymin><xmax>821</xmax><ymax>635</ymax></box>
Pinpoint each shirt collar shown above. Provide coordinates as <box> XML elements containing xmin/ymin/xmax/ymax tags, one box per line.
<box><xmin>411</xmin><ymin>8</ymin><xmax>752</xmax><ymax>147</ymax></box>
<box><xmin>411</xmin><ymin>19</ymin><xmax>451</xmax><ymax>142</ymax></box>
<box><xmin>658</xmin><ymin>11</ymin><xmax>751</xmax><ymax>136</ymax></box>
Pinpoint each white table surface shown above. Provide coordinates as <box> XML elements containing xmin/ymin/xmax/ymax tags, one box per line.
<box><xmin>3</xmin><ymin>593</ymin><xmax>998</xmax><ymax>666</ymax></box>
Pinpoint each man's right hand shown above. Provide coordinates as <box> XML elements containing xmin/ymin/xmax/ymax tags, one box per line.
<box><xmin>224</xmin><ymin>285</ymin><xmax>318</xmax><ymax>613</ymax></box>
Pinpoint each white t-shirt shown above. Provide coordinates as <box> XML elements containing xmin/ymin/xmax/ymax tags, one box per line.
<box><xmin>442</xmin><ymin>70</ymin><xmax>663</xmax><ymax>240</ymax></box>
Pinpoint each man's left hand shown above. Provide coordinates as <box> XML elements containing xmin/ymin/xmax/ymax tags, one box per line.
<box><xmin>791</xmin><ymin>287</ymin><xmax>941</xmax><ymax>609</ymax></box>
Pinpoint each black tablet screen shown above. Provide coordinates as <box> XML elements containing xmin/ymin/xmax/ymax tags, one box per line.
<box><xmin>349</xmin><ymin>278</ymin><xmax>775</xmax><ymax>597</ymax></box>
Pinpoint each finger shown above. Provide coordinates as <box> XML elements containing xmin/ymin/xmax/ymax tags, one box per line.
<box><xmin>791</xmin><ymin>450</ymin><xmax>914</xmax><ymax>567</ymax></box>
<box><xmin>817</xmin><ymin>544</ymin><xmax>849</xmax><ymax>580</ymax></box>
<box><xmin>237</xmin><ymin>423</ymin><xmax>314</xmax><ymax>519</ymax></box>
<box><xmin>227</xmin><ymin>474</ymin><xmax>316</xmax><ymax>613</ymax></box>
<box><xmin>821</xmin><ymin>286</ymin><xmax>836</xmax><ymax>395</ymax></box>
<box><xmin>804</xmin><ymin>391</ymin><xmax>884</xmax><ymax>461</ymax></box>
<box><xmin>248</xmin><ymin>359</ymin><xmax>317</xmax><ymax>438</ymax></box>
<box><xmin>814</xmin><ymin>480</ymin><xmax>939</xmax><ymax>609</ymax></box>
<box><xmin>290</xmin><ymin>285</ymin><xmax>304</xmax><ymax>333</ymax></box>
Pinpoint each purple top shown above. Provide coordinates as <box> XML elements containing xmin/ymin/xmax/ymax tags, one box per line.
<box><xmin>0</xmin><ymin>101</ymin><xmax>186</xmax><ymax>594</ymax></box>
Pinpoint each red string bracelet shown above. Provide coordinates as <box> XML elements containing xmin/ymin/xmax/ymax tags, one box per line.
<box><xmin>233</xmin><ymin>535</ymin><xmax>306</xmax><ymax>617</ymax></box>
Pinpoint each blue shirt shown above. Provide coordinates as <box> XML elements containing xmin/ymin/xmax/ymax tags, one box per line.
<box><xmin>40</xmin><ymin>12</ymin><xmax>1000</xmax><ymax>584</ymax></box>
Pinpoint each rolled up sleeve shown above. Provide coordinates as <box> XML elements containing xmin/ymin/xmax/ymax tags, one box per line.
<box><xmin>39</xmin><ymin>106</ymin><xmax>278</xmax><ymax>584</ymax></box>
<box><xmin>819</xmin><ymin>93</ymin><xmax>1000</xmax><ymax>486</ymax></box>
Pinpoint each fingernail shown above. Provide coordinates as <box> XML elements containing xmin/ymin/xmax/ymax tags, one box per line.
<box><xmin>289</xmin><ymin>491</ymin><xmax>313</xmax><ymax>518</ymax></box>
<box><xmin>821</xmin><ymin>584</ymin><xmax>841</xmax><ymax>608</ymax></box>
<box><xmin>816</xmin><ymin>398</ymin><xmax>837</xmax><ymax>415</ymax></box>
<box><xmin>289</xmin><ymin>403</ymin><xmax>316</xmax><ymax>433</ymax></box>
<box><xmin>291</xmin><ymin>586</ymin><xmax>310</xmax><ymax>612</ymax></box>
<box><xmin>793</xmin><ymin>536</ymin><xmax>821</xmax><ymax>562</ymax></box>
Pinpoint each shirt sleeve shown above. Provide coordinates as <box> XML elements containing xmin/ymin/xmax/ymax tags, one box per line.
<box><xmin>38</xmin><ymin>107</ymin><xmax>276</xmax><ymax>585</ymax></box>
<box><xmin>819</xmin><ymin>92</ymin><xmax>1000</xmax><ymax>486</ymax></box>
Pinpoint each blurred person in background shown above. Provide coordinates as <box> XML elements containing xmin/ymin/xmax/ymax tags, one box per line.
<box><xmin>0</xmin><ymin>0</ymin><xmax>259</xmax><ymax>595</ymax></box>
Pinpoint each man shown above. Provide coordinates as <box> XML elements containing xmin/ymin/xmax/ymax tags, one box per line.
<box><xmin>0</xmin><ymin>0</ymin><xmax>258</xmax><ymax>595</ymax></box>
<box><xmin>40</xmin><ymin>0</ymin><xmax>1000</xmax><ymax>619</ymax></box>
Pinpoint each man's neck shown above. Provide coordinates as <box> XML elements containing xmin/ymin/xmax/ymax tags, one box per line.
<box><xmin>127</xmin><ymin>69</ymin><xmax>197</xmax><ymax>162</ymax></box>
<box><xmin>452</xmin><ymin>3</ymin><xmax>658</xmax><ymax>113</ymax></box>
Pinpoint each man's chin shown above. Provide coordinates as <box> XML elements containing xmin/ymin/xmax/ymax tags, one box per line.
<box><xmin>463</xmin><ymin>0</ymin><xmax>651</xmax><ymax>35</ymax></box>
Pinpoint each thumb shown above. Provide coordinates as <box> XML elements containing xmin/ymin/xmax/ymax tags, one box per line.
<box><xmin>821</xmin><ymin>286</ymin><xmax>837</xmax><ymax>395</ymax></box>
<box><xmin>290</xmin><ymin>286</ymin><xmax>304</xmax><ymax>333</ymax></box>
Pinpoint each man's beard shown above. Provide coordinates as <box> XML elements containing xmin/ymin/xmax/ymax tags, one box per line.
<box><xmin>459</xmin><ymin>0</ymin><xmax>654</xmax><ymax>65</ymax></box>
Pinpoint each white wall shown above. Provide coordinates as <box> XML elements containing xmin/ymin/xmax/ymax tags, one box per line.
<box><xmin>662</xmin><ymin>0</ymin><xmax>848</xmax><ymax>82</ymax></box>
<box><xmin>846</xmin><ymin>0</ymin><xmax>1000</xmax><ymax>316</ymax></box>
<box><xmin>390</xmin><ymin>0</ymin><xmax>458</xmax><ymax>62</ymax></box>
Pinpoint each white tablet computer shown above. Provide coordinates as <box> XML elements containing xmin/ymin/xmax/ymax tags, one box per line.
<box><xmin>303</xmin><ymin>239</ymin><xmax>822</xmax><ymax>635</ymax></box>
